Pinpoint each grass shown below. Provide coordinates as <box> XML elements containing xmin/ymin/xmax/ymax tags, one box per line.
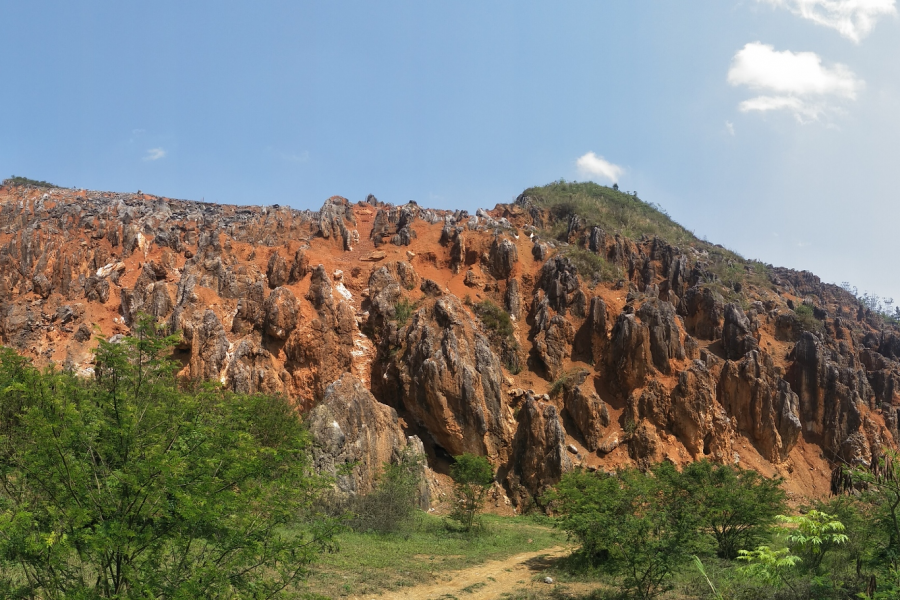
<box><xmin>298</xmin><ymin>512</ymin><xmax>565</xmax><ymax>598</ymax></box>
<box><xmin>522</xmin><ymin>181</ymin><xmax>696</xmax><ymax>247</ymax></box>
<box><xmin>523</xmin><ymin>181</ymin><xmax>776</xmax><ymax>302</ymax></box>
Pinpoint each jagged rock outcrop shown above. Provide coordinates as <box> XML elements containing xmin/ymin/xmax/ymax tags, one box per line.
<box><xmin>3</xmin><ymin>179</ymin><xmax>900</xmax><ymax>505</ymax></box>
<box><xmin>263</xmin><ymin>286</ymin><xmax>299</xmax><ymax>340</ymax></box>
<box><xmin>285</xmin><ymin>265</ymin><xmax>356</xmax><ymax>402</ymax></box>
<box><xmin>670</xmin><ymin>360</ymin><xmax>732</xmax><ymax>460</ymax></box>
<box><xmin>720</xmin><ymin>350</ymin><xmax>801</xmax><ymax>462</ymax></box>
<box><xmin>680</xmin><ymin>285</ymin><xmax>724</xmax><ymax>340</ymax></box>
<box><xmin>560</xmin><ymin>370</ymin><xmax>610</xmax><ymax>452</ymax></box>
<box><xmin>309</xmin><ymin>374</ymin><xmax>427</xmax><ymax>499</ymax></box>
<box><xmin>488</xmin><ymin>237</ymin><xmax>518</xmax><ymax>280</ymax></box>
<box><xmin>609</xmin><ymin>312</ymin><xmax>653</xmax><ymax>392</ymax></box>
<box><xmin>723</xmin><ymin>303</ymin><xmax>759</xmax><ymax>360</ymax></box>
<box><xmin>506</xmin><ymin>398</ymin><xmax>572</xmax><ymax>505</ymax></box>
<box><xmin>636</xmin><ymin>298</ymin><xmax>684</xmax><ymax>374</ymax></box>
<box><xmin>390</xmin><ymin>296</ymin><xmax>509</xmax><ymax>459</ymax></box>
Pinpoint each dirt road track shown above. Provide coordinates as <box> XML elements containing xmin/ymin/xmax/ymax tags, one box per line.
<box><xmin>349</xmin><ymin>545</ymin><xmax>572</xmax><ymax>600</ymax></box>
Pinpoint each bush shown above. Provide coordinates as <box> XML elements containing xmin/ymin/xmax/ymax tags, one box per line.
<box><xmin>474</xmin><ymin>299</ymin><xmax>514</xmax><ymax>338</ymax></box>
<box><xmin>549</xmin><ymin>464</ymin><xmax>706</xmax><ymax>599</ymax></box>
<box><xmin>564</xmin><ymin>247</ymin><xmax>620</xmax><ymax>287</ymax></box>
<box><xmin>349</xmin><ymin>447</ymin><xmax>425</xmax><ymax>535</ymax></box>
<box><xmin>0</xmin><ymin>318</ymin><xmax>340</xmax><ymax>598</ymax></box>
<box><xmin>449</xmin><ymin>454</ymin><xmax>494</xmax><ymax>532</ymax></box>
<box><xmin>794</xmin><ymin>303</ymin><xmax>823</xmax><ymax>334</ymax></box>
<box><xmin>394</xmin><ymin>297</ymin><xmax>416</xmax><ymax>326</ymax></box>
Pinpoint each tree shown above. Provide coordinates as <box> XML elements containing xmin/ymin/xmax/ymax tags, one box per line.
<box><xmin>0</xmin><ymin>318</ymin><xmax>340</xmax><ymax>599</ymax></box>
<box><xmin>550</xmin><ymin>464</ymin><xmax>704</xmax><ymax>600</ymax></box>
<box><xmin>680</xmin><ymin>460</ymin><xmax>786</xmax><ymax>559</ymax></box>
<box><xmin>449</xmin><ymin>453</ymin><xmax>494</xmax><ymax>532</ymax></box>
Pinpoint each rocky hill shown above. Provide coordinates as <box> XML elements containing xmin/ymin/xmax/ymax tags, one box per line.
<box><xmin>1</xmin><ymin>179</ymin><xmax>898</xmax><ymax>507</ymax></box>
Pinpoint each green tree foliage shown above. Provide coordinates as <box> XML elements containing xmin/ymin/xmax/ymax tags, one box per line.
<box><xmin>737</xmin><ymin>546</ymin><xmax>802</xmax><ymax>594</ymax></box>
<box><xmin>777</xmin><ymin>510</ymin><xmax>848</xmax><ymax>572</ymax></box>
<box><xmin>550</xmin><ymin>464</ymin><xmax>705</xmax><ymax>600</ymax></box>
<box><xmin>680</xmin><ymin>460</ymin><xmax>787</xmax><ymax>559</ymax></box>
<box><xmin>449</xmin><ymin>454</ymin><xmax>494</xmax><ymax>532</ymax></box>
<box><xmin>0</xmin><ymin>318</ymin><xmax>340</xmax><ymax>599</ymax></box>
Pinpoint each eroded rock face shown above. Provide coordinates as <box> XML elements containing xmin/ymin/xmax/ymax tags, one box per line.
<box><xmin>488</xmin><ymin>237</ymin><xmax>518</xmax><ymax>280</ymax></box>
<box><xmin>309</xmin><ymin>374</ymin><xmax>427</xmax><ymax>500</ymax></box>
<box><xmin>263</xmin><ymin>286</ymin><xmax>299</xmax><ymax>340</ymax></box>
<box><xmin>723</xmin><ymin>303</ymin><xmax>759</xmax><ymax>360</ymax></box>
<box><xmin>636</xmin><ymin>299</ymin><xmax>684</xmax><ymax>374</ymax></box>
<box><xmin>391</xmin><ymin>296</ymin><xmax>509</xmax><ymax>459</ymax></box>
<box><xmin>680</xmin><ymin>286</ymin><xmax>724</xmax><ymax>340</ymax></box>
<box><xmin>3</xmin><ymin>180</ymin><xmax>900</xmax><ymax>507</ymax></box>
<box><xmin>788</xmin><ymin>332</ymin><xmax>878</xmax><ymax>464</ymax></box>
<box><xmin>719</xmin><ymin>350</ymin><xmax>800</xmax><ymax>462</ymax></box>
<box><xmin>670</xmin><ymin>361</ymin><xmax>732</xmax><ymax>461</ymax></box>
<box><xmin>533</xmin><ymin>312</ymin><xmax>574</xmax><ymax>381</ymax></box>
<box><xmin>536</xmin><ymin>256</ymin><xmax>582</xmax><ymax>316</ymax></box>
<box><xmin>506</xmin><ymin>398</ymin><xmax>572</xmax><ymax>505</ymax></box>
<box><xmin>609</xmin><ymin>313</ymin><xmax>653</xmax><ymax>392</ymax></box>
<box><xmin>561</xmin><ymin>371</ymin><xmax>610</xmax><ymax>452</ymax></box>
<box><xmin>286</xmin><ymin>270</ymin><xmax>356</xmax><ymax>403</ymax></box>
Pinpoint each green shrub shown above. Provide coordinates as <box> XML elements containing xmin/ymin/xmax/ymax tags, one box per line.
<box><xmin>680</xmin><ymin>460</ymin><xmax>787</xmax><ymax>559</ymax></box>
<box><xmin>349</xmin><ymin>447</ymin><xmax>424</xmax><ymax>535</ymax></box>
<box><xmin>563</xmin><ymin>247</ymin><xmax>620</xmax><ymax>287</ymax></box>
<box><xmin>549</xmin><ymin>369</ymin><xmax>586</xmax><ymax>397</ymax></box>
<box><xmin>394</xmin><ymin>297</ymin><xmax>416</xmax><ymax>326</ymax></box>
<box><xmin>449</xmin><ymin>454</ymin><xmax>494</xmax><ymax>532</ymax></box>
<box><xmin>794</xmin><ymin>303</ymin><xmax>823</xmax><ymax>333</ymax></box>
<box><xmin>474</xmin><ymin>299</ymin><xmax>514</xmax><ymax>338</ymax></box>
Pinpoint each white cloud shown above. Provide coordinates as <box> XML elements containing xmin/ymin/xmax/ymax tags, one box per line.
<box><xmin>144</xmin><ymin>147</ymin><xmax>166</xmax><ymax>161</ymax></box>
<box><xmin>727</xmin><ymin>42</ymin><xmax>863</xmax><ymax>122</ymax></box>
<box><xmin>575</xmin><ymin>152</ymin><xmax>623</xmax><ymax>183</ymax></box>
<box><xmin>758</xmin><ymin>0</ymin><xmax>896</xmax><ymax>43</ymax></box>
<box><xmin>725</xmin><ymin>121</ymin><xmax>736</xmax><ymax>135</ymax></box>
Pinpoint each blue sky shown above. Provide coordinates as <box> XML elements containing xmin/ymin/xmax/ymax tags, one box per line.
<box><xmin>2</xmin><ymin>1</ymin><xmax>899</xmax><ymax>302</ymax></box>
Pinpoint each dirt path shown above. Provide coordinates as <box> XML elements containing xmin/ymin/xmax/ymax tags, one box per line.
<box><xmin>363</xmin><ymin>545</ymin><xmax>572</xmax><ymax>600</ymax></box>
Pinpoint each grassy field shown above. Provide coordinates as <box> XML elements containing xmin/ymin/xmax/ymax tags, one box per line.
<box><xmin>297</xmin><ymin>512</ymin><xmax>567</xmax><ymax>598</ymax></box>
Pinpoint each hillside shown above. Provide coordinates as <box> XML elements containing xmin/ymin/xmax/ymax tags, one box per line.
<box><xmin>1</xmin><ymin>178</ymin><xmax>897</xmax><ymax>504</ymax></box>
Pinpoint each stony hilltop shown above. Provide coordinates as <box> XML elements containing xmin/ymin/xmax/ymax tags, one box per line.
<box><xmin>1</xmin><ymin>179</ymin><xmax>898</xmax><ymax>506</ymax></box>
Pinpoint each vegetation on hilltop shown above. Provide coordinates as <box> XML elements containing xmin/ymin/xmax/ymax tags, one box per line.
<box><xmin>524</xmin><ymin>180</ymin><xmax>776</xmax><ymax>301</ymax></box>
<box><xmin>4</xmin><ymin>175</ymin><xmax>59</xmax><ymax>188</ymax></box>
<box><xmin>522</xmin><ymin>180</ymin><xmax>698</xmax><ymax>248</ymax></box>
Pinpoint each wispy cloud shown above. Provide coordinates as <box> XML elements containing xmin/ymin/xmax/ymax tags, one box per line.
<box><xmin>144</xmin><ymin>147</ymin><xmax>166</xmax><ymax>161</ymax></box>
<box><xmin>725</xmin><ymin>121</ymin><xmax>736</xmax><ymax>135</ymax></box>
<box><xmin>727</xmin><ymin>42</ymin><xmax>863</xmax><ymax>122</ymax></box>
<box><xmin>280</xmin><ymin>150</ymin><xmax>309</xmax><ymax>163</ymax></box>
<box><xmin>757</xmin><ymin>0</ymin><xmax>896</xmax><ymax>43</ymax></box>
<box><xmin>575</xmin><ymin>152</ymin><xmax>624</xmax><ymax>183</ymax></box>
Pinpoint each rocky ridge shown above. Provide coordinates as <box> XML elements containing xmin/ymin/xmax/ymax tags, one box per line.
<box><xmin>1</xmin><ymin>179</ymin><xmax>897</xmax><ymax>507</ymax></box>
